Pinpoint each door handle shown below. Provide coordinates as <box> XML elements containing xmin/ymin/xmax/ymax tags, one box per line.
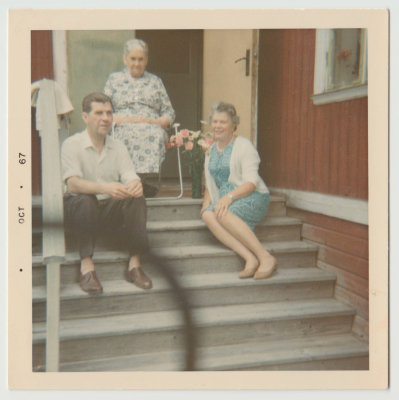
<box><xmin>234</xmin><ymin>49</ymin><xmax>250</xmax><ymax>76</ymax></box>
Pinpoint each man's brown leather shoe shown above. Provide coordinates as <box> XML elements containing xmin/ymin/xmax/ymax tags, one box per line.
<box><xmin>125</xmin><ymin>267</ymin><xmax>152</xmax><ymax>290</ymax></box>
<box><xmin>79</xmin><ymin>271</ymin><xmax>103</xmax><ymax>294</ymax></box>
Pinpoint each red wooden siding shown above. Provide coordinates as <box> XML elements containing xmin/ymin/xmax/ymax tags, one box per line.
<box><xmin>257</xmin><ymin>29</ymin><xmax>368</xmax><ymax>200</ymax></box>
<box><xmin>31</xmin><ymin>30</ymin><xmax>54</xmax><ymax>195</ymax></box>
<box><xmin>288</xmin><ymin>207</ymin><xmax>369</xmax><ymax>340</ymax></box>
<box><xmin>31</xmin><ymin>31</ymin><xmax>54</xmax><ymax>82</ymax></box>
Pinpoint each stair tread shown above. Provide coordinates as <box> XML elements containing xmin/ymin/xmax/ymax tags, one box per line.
<box><xmin>32</xmin><ymin>194</ymin><xmax>286</xmax><ymax>208</ymax></box>
<box><xmin>153</xmin><ymin>240</ymin><xmax>317</xmax><ymax>257</ymax></box>
<box><xmin>59</xmin><ymin>333</ymin><xmax>368</xmax><ymax>371</ymax></box>
<box><xmin>32</xmin><ymin>216</ymin><xmax>300</xmax><ymax>237</ymax></box>
<box><xmin>32</xmin><ymin>267</ymin><xmax>336</xmax><ymax>302</ymax></box>
<box><xmin>147</xmin><ymin>216</ymin><xmax>302</xmax><ymax>231</ymax></box>
<box><xmin>32</xmin><ymin>298</ymin><xmax>354</xmax><ymax>342</ymax></box>
<box><xmin>32</xmin><ymin>240</ymin><xmax>317</xmax><ymax>266</ymax></box>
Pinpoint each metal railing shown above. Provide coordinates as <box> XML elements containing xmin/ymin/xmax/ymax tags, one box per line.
<box><xmin>111</xmin><ymin>122</ymin><xmax>185</xmax><ymax>201</ymax></box>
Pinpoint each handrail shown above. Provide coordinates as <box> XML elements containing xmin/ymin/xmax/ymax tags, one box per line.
<box><xmin>147</xmin><ymin>123</ymin><xmax>184</xmax><ymax>201</ymax></box>
<box><xmin>33</xmin><ymin>79</ymin><xmax>69</xmax><ymax>372</ymax></box>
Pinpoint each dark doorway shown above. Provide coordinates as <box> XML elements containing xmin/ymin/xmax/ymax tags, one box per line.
<box><xmin>257</xmin><ymin>30</ymin><xmax>284</xmax><ymax>186</ymax></box>
<box><xmin>136</xmin><ymin>30</ymin><xmax>203</xmax><ymax>178</ymax></box>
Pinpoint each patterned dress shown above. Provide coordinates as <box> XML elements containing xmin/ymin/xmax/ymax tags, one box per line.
<box><xmin>104</xmin><ymin>69</ymin><xmax>175</xmax><ymax>173</ymax></box>
<box><xmin>204</xmin><ymin>142</ymin><xmax>270</xmax><ymax>231</ymax></box>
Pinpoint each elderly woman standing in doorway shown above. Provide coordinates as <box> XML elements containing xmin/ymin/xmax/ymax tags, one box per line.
<box><xmin>201</xmin><ymin>102</ymin><xmax>277</xmax><ymax>280</ymax></box>
<box><xmin>104</xmin><ymin>38</ymin><xmax>175</xmax><ymax>195</ymax></box>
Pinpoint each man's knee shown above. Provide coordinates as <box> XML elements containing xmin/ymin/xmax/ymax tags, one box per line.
<box><xmin>64</xmin><ymin>194</ymin><xmax>99</xmax><ymax>227</ymax></box>
<box><xmin>124</xmin><ymin>195</ymin><xmax>146</xmax><ymax>211</ymax></box>
<box><xmin>76</xmin><ymin>194</ymin><xmax>99</xmax><ymax>219</ymax></box>
<box><xmin>76</xmin><ymin>193</ymin><xmax>98</xmax><ymax>207</ymax></box>
<box><xmin>121</xmin><ymin>196</ymin><xmax>147</xmax><ymax>224</ymax></box>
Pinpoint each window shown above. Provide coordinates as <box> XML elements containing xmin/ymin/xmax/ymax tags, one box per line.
<box><xmin>312</xmin><ymin>29</ymin><xmax>367</xmax><ymax>105</ymax></box>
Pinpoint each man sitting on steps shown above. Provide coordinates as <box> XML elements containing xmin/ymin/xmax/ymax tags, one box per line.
<box><xmin>61</xmin><ymin>92</ymin><xmax>152</xmax><ymax>294</ymax></box>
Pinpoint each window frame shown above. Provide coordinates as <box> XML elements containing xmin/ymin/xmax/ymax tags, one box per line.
<box><xmin>312</xmin><ymin>29</ymin><xmax>368</xmax><ymax>105</ymax></box>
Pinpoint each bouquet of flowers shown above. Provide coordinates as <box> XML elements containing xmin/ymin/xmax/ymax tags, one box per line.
<box><xmin>167</xmin><ymin>124</ymin><xmax>214</xmax><ymax>172</ymax></box>
<box><xmin>167</xmin><ymin>123</ymin><xmax>214</xmax><ymax>198</ymax></box>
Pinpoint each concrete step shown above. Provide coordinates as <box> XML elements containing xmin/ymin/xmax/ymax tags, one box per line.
<box><xmin>32</xmin><ymin>298</ymin><xmax>355</xmax><ymax>367</ymax></box>
<box><xmin>32</xmin><ymin>216</ymin><xmax>301</xmax><ymax>255</ymax></box>
<box><xmin>32</xmin><ymin>267</ymin><xmax>336</xmax><ymax>322</ymax></box>
<box><xmin>32</xmin><ymin>194</ymin><xmax>287</xmax><ymax>226</ymax></box>
<box><xmin>146</xmin><ymin>195</ymin><xmax>286</xmax><ymax>220</ymax></box>
<box><xmin>55</xmin><ymin>333</ymin><xmax>369</xmax><ymax>371</ymax></box>
<box><xmin>147</xmin><ymin>217</ymin><xmax>302</xmax><ymax>248</ymax></box>
<box><xmin>32</xmin><ymin>240</ymin><xmax>318</xmax><ymax>286</ymax></box>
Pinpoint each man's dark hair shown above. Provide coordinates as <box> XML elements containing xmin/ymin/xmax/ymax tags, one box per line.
<box><xmin>82</xmin><ymin>93</ymin><xmax>114</xmax><ymax>113</ymax></box>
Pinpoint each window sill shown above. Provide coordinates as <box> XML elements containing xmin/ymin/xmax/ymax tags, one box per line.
<box><xmin>312</xmin><ymin>84</ymin><xmax>368</xmax><ymax>105</ymax></box>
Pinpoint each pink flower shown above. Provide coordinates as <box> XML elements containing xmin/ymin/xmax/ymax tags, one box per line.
<box><xmin>165</xmin><ymin>142</ymin><xmax>173</xmax><ymax>149</ymax></box>
<box><xmin>198</xmin><ymin>137</ymin><xmax>214</xmax><ymax>151</ymax></box>
<box><xmin>185</xmin><ymin>141</ymin><xmax>194</xmax><ymax>150</ymax></box>
<box><xmin>180</xmin><ymin>129</ymin><xmax>190</xmax><ymax>138</ymax></box>
<box><xmin>175</xmin><ymin>136</ymin><xmax>183</xmax><ymax>147</ymax></box>
<box><xmin>169</xmin><ymin>135</ymin><xmax>176</xmax><ymax>143</ymax></box>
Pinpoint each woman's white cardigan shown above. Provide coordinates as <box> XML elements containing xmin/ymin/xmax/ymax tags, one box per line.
<box><xmin>204</xmin><ymin>135</ymin><xmax>269</xmax><ymax>203</ymax></box>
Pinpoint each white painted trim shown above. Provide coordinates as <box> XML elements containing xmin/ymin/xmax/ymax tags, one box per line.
<box><xmin>46</xmin><ymin>262</ymin><xmax>60</xmax><ymax>372</ymax></box>
<box><xmin>312</xmin><ymin>84</ymin><xmax>368</xmax><ymax>105</ymax></box>
<box><xmin>361</xmin><ymin>30</ymin><xmax>368</xmax><ymax>84</ymax></box>
<box><xmin>251</xmin><ymin>29</ymin><xmax>260</xmax><ymax>147</ymax></box>
<box><xmin>313</xmin><ymin>29</ymin><xmax>330</xmax><ymax>94</ymax></box>
<box><xmin>270</xmin><ymin>188</ymin><xmax>368</xmax><ymax>225</ymax></box>
<box><xmin>52</xmin><ymin>31</ymin><xmax>68</xmax><ymax>94</ymax></box>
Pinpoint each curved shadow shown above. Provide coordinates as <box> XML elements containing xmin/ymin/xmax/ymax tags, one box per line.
<box><xmin>146</xmin><ymin>251</ymin><xmax>197</xmax><ymax>371</ymax></box>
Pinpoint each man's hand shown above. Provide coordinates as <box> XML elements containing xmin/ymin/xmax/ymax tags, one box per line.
<box><xmin>126</xmin><ymin>179</ymin><xmax>143</xmax><ymax>198</ymax></box>
<box><xmin>103</xmin><ymin>182</ymin><xmax>131</xmax><ymax>200</ymax></box>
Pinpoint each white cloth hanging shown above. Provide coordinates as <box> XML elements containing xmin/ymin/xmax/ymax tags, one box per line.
<box><xmin>31</xmin><ymin>79</ymin><xmax>70</xmax><ymax>262</ymax></box>
<box><xmin>31</xmin><ymin>79</ymin><xmax>74</xmax><ymax>131</ymax></box>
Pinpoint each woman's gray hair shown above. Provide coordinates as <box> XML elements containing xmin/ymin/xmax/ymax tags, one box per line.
<box><xmin>124</xmin><ymin>38</ymin><xmax>149</xmax><ymax>57</ymax></box>
<box><xmin>209</xmin><ymin>101</ymin><xmax>240</xmax><ymax>131</ymax></box>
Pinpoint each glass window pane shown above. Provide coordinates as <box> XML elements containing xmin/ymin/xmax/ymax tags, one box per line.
<box><xmin>330</xmin><ymin>29</ymin><xmax>362</xmax><ymax>89</ymax></box>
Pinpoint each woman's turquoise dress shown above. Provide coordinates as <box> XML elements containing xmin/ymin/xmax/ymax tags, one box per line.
<box><xmin>204</xmin><ymin>141</ymin><xmax>270</xmax><ymax>231</ymax></box>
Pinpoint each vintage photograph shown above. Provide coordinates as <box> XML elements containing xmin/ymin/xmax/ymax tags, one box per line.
<box><xmin>7</xmin><ymin>8</ymin><xmax>389</xmax><ymax>391</ymax></box>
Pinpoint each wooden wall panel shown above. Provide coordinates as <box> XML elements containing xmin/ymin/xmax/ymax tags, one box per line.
<box><xmin>31</xmin><ymin>30</ymin><xmax>54</xmax><ymax>82</ymax></box>
<box><xmin>302</xmin><ymin>224</ymin><xmax>369</xmax><ymax>260</ymax></box>
<box><xmin>287</xmin><ymin>207</ymin><xmax>369</xmax><ymax>340</ymax></box>
<box><xmin>31</xmin><ymin>31</ymin><xmax>54</xmax><ymax>195</ymax></box>
<box><xmin>317</xmin><ymin>245</ymin><xmax>368</xmax><ymax>280</ymax></box>
<box><xmin>258</xmin><ymin>29</ymin><xmax>368</xmax><ymax>200</ymax></box>
<box><xmin>288</xmin><ymin>207</ymin><xmax>369</xmax><ymax>239</ymax></box>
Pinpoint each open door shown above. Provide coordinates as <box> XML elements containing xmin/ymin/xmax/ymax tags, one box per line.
<box><xmin>53</xmin><ymin>29</ymin><xmax>258</xmax><ymax>183</ymax></box>
<box><xmin>202</xmin><ymin>30</ymin><xmax>259</xmax><ymax>144</ymax></box>
<box><xmin>136</xmin><ymin>29</ymin><xmax>203</xmax><ymax>178</ymax></box>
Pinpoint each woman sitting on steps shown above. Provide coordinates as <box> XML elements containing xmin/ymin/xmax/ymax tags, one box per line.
<box><xmin>201</xmin><ymin>101</ymin><xmax>277</xmax><ymax>280</ymax></box>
